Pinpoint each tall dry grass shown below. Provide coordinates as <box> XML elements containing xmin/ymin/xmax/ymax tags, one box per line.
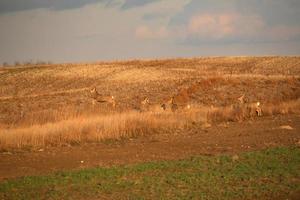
<box><xmin>0</xmin><ymin>109</ymin><xmax>207</xmax><ymax>150</ymax></box>
<box><xmin>207</xmin><ymin>99</ymin><xmax>300</xmax><ymax>123</ymax></box>
<box><xmin>0</xmin><ymin>99</ymin><xmax>299</xmax><ymax>150</ymax></box>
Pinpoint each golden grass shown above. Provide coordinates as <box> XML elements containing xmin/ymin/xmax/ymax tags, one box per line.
<box><xmin>1</xmin><ymin>56</ymin><xmax>299</xmax><ymax>150</ymax></box>
<box><xmin>207</xmin><ymin>99</ymin><xmax>300</xmax><ymax>123</ymax></box>
<box><xmin>262</xmin><ymin>99</ymin><xmax>300</xmax><ymax>115</ymax></box>
<box><xmin>1</xmin><ymin>99</ymin><xmax>299</xmax><ymax>150</ymax></box>
<box><xmin>0</xmin><ymin>109</ymin><xmax>207</xmax><ymax>150</ymax></box>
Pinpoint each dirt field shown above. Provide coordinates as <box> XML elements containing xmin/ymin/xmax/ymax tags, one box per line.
<box><xmin>0</xmin><ymin>114</ymin><xmax>299</xmax><ymax>181</ymax></box>
<box><xmin>0</xmin><ymin>56</ymin><xmax>300</xmax><ymax>182</ymax></box>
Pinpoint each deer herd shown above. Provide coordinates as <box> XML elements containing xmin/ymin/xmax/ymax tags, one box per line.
<box><xmin>89</xmin><ymin>87</ymin><xmax>263</xmax><ymax>116</ymax></box>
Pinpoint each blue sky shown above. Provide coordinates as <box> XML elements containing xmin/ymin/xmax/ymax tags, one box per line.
<box><xmin>0</xmin><ymin>0</ymin><xmax>299</xmax><ymax>64</ymax></box>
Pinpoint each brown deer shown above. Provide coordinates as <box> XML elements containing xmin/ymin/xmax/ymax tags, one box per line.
<box><xmin>161</xmin><ymin>97</ymin><xmax>178</xmax><ymax>112</ymax></box>
<box><xmin>235</xmin><ymin>94</ymin><xmax>262</xmax><ymax>117</ymax></box>
<box><xmin>247</xmin><ymin>101</ymin><xmax>262</xmax><ymax>117</ymax></box>
<box><xmin>140</xmin><ymin>97</ymin><xmax>150</xmax><ymax>112</ymax></box>
<box><xmin>237</xmin><ymin>94</ymin><xmax>245</xmax><ymax>104</ymax></box>
<box><xmin>90</xmin><ymin>87</ymin><xmax>116</xmax><ymax>108</ymax></box>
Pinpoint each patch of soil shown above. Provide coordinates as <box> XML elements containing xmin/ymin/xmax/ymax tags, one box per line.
<box><xmin>0</xmin><ymin>114</ymin><xmax>299</xmax><ymax>181</ymax></box>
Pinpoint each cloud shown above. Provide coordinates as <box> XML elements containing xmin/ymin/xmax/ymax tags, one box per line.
<box><xmin>133</xmin><ymin>0</ymin><xmax>190</xmax><ymax>40</ymax></box>
<box><xmin>0</xmin><ymin>0</ymin><xmax>162</xmax><ymax>14</ymax></box>
<box><xmin>0</xmin><ymin>0</ymin><xmax>110</xmax><ymax>14</ymax></box>
<box><xmin>185</xmin><ymin>12</ymin><xmax>300</xmax><ymax>44</ymax></box>
<box><xmin>169</xmin><ymin>0</ymin><xmax>236</xmax><ymax>27</ymax></box>
<box><xmin>187</xmin><ymin>13</ymin><xmax>264</xmax><ymax>41</ymax></box>
<box><xmin>165</xmin><ymin>0</ymin><xmax>300</xmax><ymax>44</ymax></box>
<box><xmin>142</xmin><ymin>13</ymin><xmax>168</xmax><ymax>21</ymax></box>
<box><xmin>1</xmin><ymin>0</ymin><xmax>300</xmax><ymax>64</ymax></box>
<box><xmin>236</xmin><ymin>0</ymin><xmax>300</xmax><ymax>26</ymax></box>
<box><xmin>141</xmin><ymin>10</ymin><xmax>300</xmax><ymax>45</ymax></box>
<box><xmin>121</xmin><ymin>0</ymin><xmax>160</xmax><ymax>10</ymax></box>
<box><xmin>135</xmin><ymin>25</ymin><xmax>168</xmax><ymax>39</ymax></box>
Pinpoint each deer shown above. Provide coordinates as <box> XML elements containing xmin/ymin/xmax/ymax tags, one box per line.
<box><xmin>161</xmin><ymin>97</ymin><xmax>178</xmax><ymax>112</ymax></box>
<box><xmin>235</xmin><ymin>94</ymin><xmax>262</xmax><ymax>117</ymax></box>
<box><xmin>140</xmin><ymin>97</ymin><xmax>150</xmax><ymax>112</ymax></box>
<box><xmin>89</xmin><ymin>87</ymin><xmax>116</xmax><ymax>108</ymax></box>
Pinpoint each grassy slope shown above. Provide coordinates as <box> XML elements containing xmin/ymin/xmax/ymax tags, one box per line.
<box><xmin>0</xmin><ymin>147</ymin><xmax>299</xmax><ymax>200</ymax></box>
<box><xmin>1</xmin><ymin>56</ymin><xmax>300</xmax><ymax>128</ymax></box>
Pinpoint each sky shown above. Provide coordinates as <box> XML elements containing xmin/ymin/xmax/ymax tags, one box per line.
<box><xmin>0</xmin><ymin>0</ymin><xmax>300</xmax><ymax>64</ymax></box>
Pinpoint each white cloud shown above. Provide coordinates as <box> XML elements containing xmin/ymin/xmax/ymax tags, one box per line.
<box><xmin>167</xmin><ymin>0</ymin><xmax>300</xmax><ymax>44</ymax></box>
<box><xmin>144</xmin><ymin>11</ymin><xmax>300</xmax><ymax>44</ymax></box>
<box><xmin>187</xmin><ymin>13</ymin><xmax>265</xmax><ymax>40</ymax></box>
<box><xmin>135</xmin><ymin>25</ymin><xmax>168</xmax><ymax>39</ymax></box>
<box><xmin>132</xmin><ymin>0</ymin><xmax>189</xmax><ymax>40</ymax></box>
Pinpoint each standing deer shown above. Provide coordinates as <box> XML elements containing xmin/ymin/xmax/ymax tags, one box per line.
<box><xmin>140</xmin><ymin>97</ymin><xmax>150</xmax><ymax>112</ymax></box>
<box><xmin>237</xmin><ymin>94</ymin><xmax>245</xmax><ymax>104</ymax></box>
<box><xmin>18</xmin><ymin>103</ymin><xmax>25</xmax><ymax>119</ymax></box>
<box><xmin>236</xmin><ymin>94</ymin><xmax>262</xmax><ymax>117</ymax></box>
<box><xmin>247</xmin><ymin>101</ymin><xmax>262</xmax><ymax>117</ymax></box>
<box><xmin>90</xmin><ymin>87</ymin><xmax>116</xmax><ymax>108</ymax></box>
<box><xmin>161</xmin><ymin>97</ymin><xmax>178</xmax><ymax>112</ymax></box>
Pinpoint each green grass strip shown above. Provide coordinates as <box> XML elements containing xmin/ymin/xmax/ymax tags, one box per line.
<box><xmin>0</xmin><ymin>146</ymin><xmax>299</xmax><ymax>200</ymax></box>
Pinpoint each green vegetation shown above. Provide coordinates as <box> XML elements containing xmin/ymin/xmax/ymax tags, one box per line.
<box><xmin>1</xmin><ymin>147</ymin><xmax>299</xmax><ymax>200</ymax></box>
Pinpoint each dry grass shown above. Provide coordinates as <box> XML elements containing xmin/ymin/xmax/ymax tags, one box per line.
<box><xmin>0</xmin><ymin>56</ymin><xmax>299</xmax><ymax>150</ymax></box>
<box><xmin>262</xmin><ymin>99</ymin><xmax>300</xmax><ymax>115</ymax></box>
<box><xmin>1</xmin><ymin>98</ymin><xmax>299</xmax><ymax>150</ymax></box>
<box><xmin>207</xmin><ymin>99</ymin><xmax>300</xmax><ymax>123</ymax></box>
<box><xmin>0</xmin><ymin>109</ymin><xmax>207</xmax><ymax>150</ymax></box>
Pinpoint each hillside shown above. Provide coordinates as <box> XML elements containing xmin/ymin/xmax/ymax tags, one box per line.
<box><xmin>0</xmin><ymin>56</ymin><xmax>299</xmax><ymax>127</ymax></box>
